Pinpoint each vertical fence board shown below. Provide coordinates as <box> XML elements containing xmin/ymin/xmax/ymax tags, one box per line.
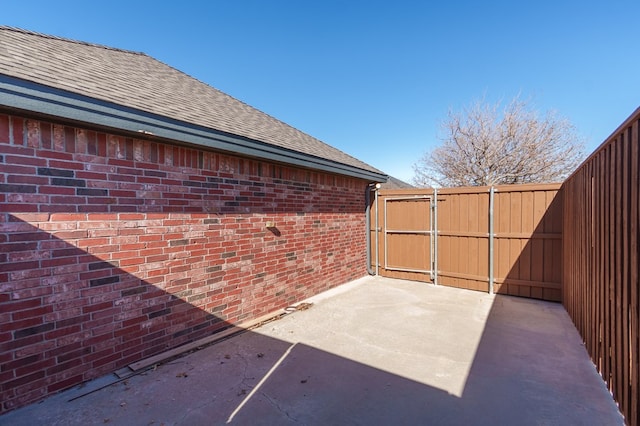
<box><xmin>597</xmin><ymin>151</ymin><xmax>604</xmax><ymax>375</ymax></box>
<box><xmin>521</xmin><ymin>191</ymin><xmax>534</xmax><ymax>296</ymax></box>
<box><xmin>588</xmin><ymin>164</ymin><xmax>596</xmax><ymax>364</ymax></box>
<box><xmin>615</xmin><ymin>135</ymin><xmax>622</xmax><ymax>408</ymax></box>
<box><xmin>609</xmin><ymin>141</ymin><xmax>616</xmax><ymax>395</ymax></box>
<box><xmin>496</xmin><ymin>192</ymin><xmax>509</xmax><ymax>294</ymax></box>
<box><xmin>621</xmin><ymin>129</ymin><xmax>630</xmax><ymax>415</ymax></box>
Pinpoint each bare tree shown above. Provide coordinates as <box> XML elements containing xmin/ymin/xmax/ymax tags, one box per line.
<box><xmin>412</xmin><ymin>97</ymin><xmax>586</xmax><ymax>187</ymax></box>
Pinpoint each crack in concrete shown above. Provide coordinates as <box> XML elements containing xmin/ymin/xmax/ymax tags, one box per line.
<box><xmin>175</xmin><ymin>394</ymin><xmax>218</xmax><ymax>425</ymax></box>
<box><xmin>236</xmin><ymin>351</ymin><xmax>257</xmax><ymax>393</ymax></box>
<box><xmin>260</xmin><ymin>391</ymin><xmax>297</xmax><ymax>423</ymax></box>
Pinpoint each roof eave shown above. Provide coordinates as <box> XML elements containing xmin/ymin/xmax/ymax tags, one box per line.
<box><xmin>0</xmin><ymin>75</ymin><xmax>388</xmax><ymax>182</ymax></box>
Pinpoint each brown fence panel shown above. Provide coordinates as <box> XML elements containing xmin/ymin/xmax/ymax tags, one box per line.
<box><xmin>492</xmin><ymin>184</ymin><xmax>563</xmax><ymax>301</ymax></box>
<box><xmin>437</xmin><ymin>187</ymin><xmax>490</xmax><ymax>292</ymax></box>
<box><xmin>372</xmin><ymin>184</ymin><xmax>562</xmax><ymax>302</ymax></box>
<box><xmin>562</xmin><ymin>107</ymin><xmax>640</xmax><ymax>425</ymax></box>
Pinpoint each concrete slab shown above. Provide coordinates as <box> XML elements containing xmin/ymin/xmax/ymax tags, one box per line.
<box><xmin>0</xmin><ymin>276</ymin><xmax>624</xmax><ymax>425</ymax></box>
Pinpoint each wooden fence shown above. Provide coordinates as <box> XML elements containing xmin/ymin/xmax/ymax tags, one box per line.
<box><xmin>370</xmin><ymin>107</ymin><xmax>640</xmax><ymax>423</ymax></box>
<box><xmin>562</xmin><ymin>107</ymin><xmax>640</xmax><ymax>425</ymax></box>
<box><xmin>370</xmin><ymin>183</ymin><xmax>563</xmax><ymax>302</ymax></box>
<box><xmin>440</xmin><ymin>184</ymin><xmax>562</xmax><ymax>300</ymax></box>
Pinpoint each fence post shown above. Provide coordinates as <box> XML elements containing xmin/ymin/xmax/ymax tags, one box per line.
<box><xmin>374</xmin><ymin>186</ymin><xmax>379</xmax><ymax>276</ymax></box>
<box><xmin>433</xmin><ymin>188</ymin><xmax>438</xmax><ymax>285</ymax></box>
<box><xmin>488</xmin><ymin>186</ymin><xmax>495</xmax><ymax>295</ymax></box>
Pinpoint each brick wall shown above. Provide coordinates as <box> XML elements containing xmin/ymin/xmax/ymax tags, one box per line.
<box><xmin>0</xmin><ymin>113</ymin><xmax>369</xmax><ymax>412</ymax></box>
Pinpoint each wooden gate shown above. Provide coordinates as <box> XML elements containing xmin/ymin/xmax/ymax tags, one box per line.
<box><xmin>383</xmin><ymin>193</ymin><xmax>433</xmax><ymax>277</ymax></box>
<box><xmin>370</xmin><ymin>184</ymin><xmax>563</xmax><ymax>301</ymax></box>
<box><xmin>370</xmin><ymin>188</ymin><xmax>434</xmax><ymax>282</ymax></box>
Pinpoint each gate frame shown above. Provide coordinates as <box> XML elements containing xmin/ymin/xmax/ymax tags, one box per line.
<box><xmin>383</xmin><ymin>195</ymin><xmax>434</xmax><ymax>279</ymax></box>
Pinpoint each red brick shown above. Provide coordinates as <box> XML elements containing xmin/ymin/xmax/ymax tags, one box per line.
<box><xmin>0</xmin><ymin>114</ymin><xmax>10</xmax><ymax>143</ymax></box>
<box><xmin>81</xmin><ymin>301</ymin><xmax>114</xmax><ymax>314</ymax></box>
<box><xmin>10</xmin><ymin>117</ymin><xmax>24</xmax><ymax>145</ymax></box>
<box><xmin>76</xmin><ymin>171</ymin><xmax>107</xmax><ymax>180</ymax></box>
<box><xmin>44</xmin><ymin>324</ymin><xmax>81</xmax><ymax>340</ymax></box>
<box><xmin>3</xmin><ymin>387</ymin><xmax>47</xmax><ymax>411</ymax></box>
<box><xmin>47</xmin><ymin>374</ymin><xmax>84</xmax><ymax>393</ymax></box>
<box><xmin>1</xmin><ymin>164</ymin><xmax>38</xmax><ymax>175</ymax></box>
<box><xmin>45</xmin><ymin>358</ymin><xmax>82</xmax><ymax>376</ymax></box>
<box><xmin>0</xmin><ymin>143</ymin><xmax>34</xmax><ymax>156</ymax></box>
<box><xmin>14</xmin><ymin>358</ymin><xmax>55</xmax><ymax>378</ymax></box>
<box><xmin>3</xmin><ymin>369</ymin><xmax>45</xmax><ymax>390</ymax></box>
<box><xmin>39</xmin><ymin>122</ymin><xmax>52</xmax><ymax>150</ymax></box>
<box><xmin>11</xmin><ymin>306</ymin><xmax>53</xmax><ymax>321</ymax></box>
<box><xmin>0</xmin><ymin>203</ymin><xmax>39</xmax><ymax>213</ymax></box>
<box><xmin>90</xmin><ymin>351</ymin><xmax>121</xmax><ymax>369</ymax></box>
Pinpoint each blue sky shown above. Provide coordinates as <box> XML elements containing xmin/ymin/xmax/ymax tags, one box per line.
<box><xmin>4</xmin><ymin>1</ymin><xmax>639</xmax><ymax>182</ymax></box>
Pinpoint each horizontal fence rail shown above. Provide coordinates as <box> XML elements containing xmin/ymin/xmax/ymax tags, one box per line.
<box><xmin>562</xmin><ymin>107</ymin><xmax>640</xmax><ymax>425</ymax></box>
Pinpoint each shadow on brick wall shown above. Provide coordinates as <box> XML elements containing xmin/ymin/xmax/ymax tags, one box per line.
<box><xmin>0</xmin><ymin>216</ymin><xmax>237</xmax><ymax>411</ymax></box>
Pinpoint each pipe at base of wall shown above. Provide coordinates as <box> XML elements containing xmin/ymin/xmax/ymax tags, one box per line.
<box><xmin>365</xmin><ymin>183</ymin><xmax>379</xmax><ymax>275</ymax></box>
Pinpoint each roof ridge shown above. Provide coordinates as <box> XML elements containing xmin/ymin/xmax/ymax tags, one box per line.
<box><xmin>0</xmin><ymin>25</ymin><xmax>146</xmax><ymax>56</ymax></box>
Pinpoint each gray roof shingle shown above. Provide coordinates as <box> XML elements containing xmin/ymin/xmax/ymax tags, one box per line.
<box><xmin>0</xmin><ymin>26</ymin><xmax>384</xmax><ymax>176</ymax></box>
<box><xmin>380</xmin><ymin>176</ymin><xmax>415</xmax><ymax>189</ymax></box>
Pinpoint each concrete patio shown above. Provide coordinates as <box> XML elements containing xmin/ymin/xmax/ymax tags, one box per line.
<box><xmin>0</xmin><ymin>276</ymin><xmax>623</xmax><ymax>425</ymax></box>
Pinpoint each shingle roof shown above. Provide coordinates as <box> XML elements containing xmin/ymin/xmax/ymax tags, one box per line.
<box><xmin>0</xmin><ymin>26</ymin><xmax>384</xmax><ymax>177</ymax></box>
<box><xmin>380</xmin><ymin>176</ymin><xmax>415</xmax><ymax>189</ymax></box>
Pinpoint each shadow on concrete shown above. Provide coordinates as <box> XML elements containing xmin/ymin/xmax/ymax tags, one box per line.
<box><xmin>1</xmin><ymin>269</ymin><xmax>623</xmax><ymax>425</ymax></box>
<box><xmin>224</xmin><ymin>287</ymin><xmax>621</xmax><ymax>425</ymax></box>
